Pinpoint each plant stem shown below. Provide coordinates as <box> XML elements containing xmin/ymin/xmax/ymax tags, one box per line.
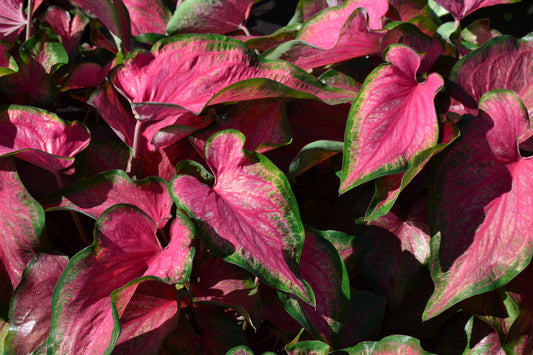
<box><xmin>129</xmin><ymin>119</ymin><xmax>143</xmax><ymax>178</ymax></box>
<box><xmin>25</xmin><ymin>0</ymin><xmax>32</xmax><ymax>41</ymax></box>
<box><xmin>54</xmin><ymin>172</ymin><xmax>90</xmax><ymax>245</ymax></box>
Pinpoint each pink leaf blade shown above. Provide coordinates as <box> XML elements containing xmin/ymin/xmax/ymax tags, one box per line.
<box><xmin>340</xmin><ymin>45</ymin><xmax>443</xmax><ymax>193</ymax></box>
<box><xmin>0</xmin><ymin>106</ymin><xmax>90</xmax><ymax>172</ymax></box>
<box><xmin>433</xmin><ymin>0</ymin><xmax>520</xmax><ymax>20</ymax></box>
<box><xmin>341</xmin><ymin>334</ymin><xmax>432</xmax><ymax>354</ymax></box>
<box><xmin>0</xmin><ymin>0</ymin><xmax>26</xmax><ymax>41</ymax></box>
<box><xmin>5</xmin><ymin>253</ymin><xmax>68</xmax><ymax>355</ymax></box>
<box><xmin>41</xmin><ymin>169</ymin><xmax>172</xmax><ymax>227</ymax></box>
<box><xmin>0</xmin><ymin>158</ymin><xmax>45</xmax><ymax>289</ymax></box>
<box><xmin>123</xmin><ymin>0</ymin><xmax>171</xmax><ymax>36</ymax></box>
<box><xmin>47</xmin><ymin>204</ymin><xmax>195</xmax><ymax>354</ymax></box>
<box><xmin>170</xmin><ymin>129</ymin><xmax>315</xmax><ymax>305</ymax></box>
<box><xmin>424</xmin><ymin>90</ymin><xmax>533</xmax><ymax>320</ymax></box>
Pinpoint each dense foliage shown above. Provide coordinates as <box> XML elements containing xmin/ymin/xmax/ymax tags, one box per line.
<box><xmin>0</xmin><ymin>0</ymin><xmax>532</xmax><ymax>354</ymax></box>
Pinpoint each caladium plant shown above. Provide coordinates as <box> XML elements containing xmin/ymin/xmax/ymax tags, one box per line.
<box><xmin>1</xmin><ymin>0</ymin><xmax>533</xmax><ymax>354</ymax></box>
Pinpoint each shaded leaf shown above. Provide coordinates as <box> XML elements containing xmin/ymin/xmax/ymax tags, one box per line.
<box><xmin>170</xmin><ymin>129</ymin><xmax>314</xmax><ymax>305</ymax></box>
<box><xmin>433</xmin><ymin>0</ymin><xmax>519</xmax><ymax>20</ymax></box>
<box><xmin>285</xmin><ymin>340</ymin><xmax>330</xmax><ymax>355</ymax></box>
<box><xmin>287</xmin><ymin>140</ymin><xmax>343</xmax><ymax>180</ymax></box>
<box><xmin>334</xmin><ymin>334</ymin><xmax>433</xmax><ymax>354</ymax></box>
<box><xmin>42</xmin><ymin>6</ymin><xmax>88</xmax><ymax>55</ymax></box>
<box><xmin>340</xmin><ymin>44</ymin><xmax>443</xmax><ymax>193</ymax></box>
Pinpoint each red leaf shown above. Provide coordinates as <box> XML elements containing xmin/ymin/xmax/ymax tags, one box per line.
<box><xmin>170</xmin><ymin>130</ymin><xmax>314</xmax><ymax>304</ymax></box>
<box><xmin>340</xmin><ymin>45</ymin><xmax>443</xmax><ymax>193</ymax></box>
<box><xmin>425</xmin><ymin>90</ymin><xmax>533</xmax><ymax>319</ymax></box>
<box><xmin>48</xmin><ymin>205</ymin><xmax>195</xmax><ymax>354</ymax></box>
<box><xmin>123</xmin><ymin>0</ymin><xmax>171</xmax><ymax>36</ymax></box>
<box><xmin>0</xmin><ymin>106</ymin><xmax>90</xmax><ymax>172</ymax></box>
<box><xmin>433</xmin><ymin>0</ymin><xmax>519</xmax><ymax>20</ymax></box>
<box><xmin>42</xmin><ymin>6</ymin><xmax>87</xmax><ymax>55</ymax></box>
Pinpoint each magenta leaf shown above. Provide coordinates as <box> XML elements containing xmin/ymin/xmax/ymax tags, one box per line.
<box><xmin>226</xmin><ymin>345</ymin><xmax>254</xmax><ymax>355</ymax></box>
<box><xmin>0</xmin><ymin>0</ymin><xmax>42</xmax><ymax>41</ymax></box>
<box><xmin>0</xmin><ymin>105</ymin><xmax>90</xmax><ymax>172</ymax></box>
<box><xmin>424</xmin><ymin>90</ymin><xmax>533</xmax><ymax>320</ymax></box>
<box><xmin>42</xmin><ymin>6</ymin><xmax>88</xmax><ymax>55</ymax></box>
<box><xmin>278</xmin><ymin>227</ymin><xmax>350</xmax><ymax>347</ymax></box>
<box><xmin>41</xmin><ymin>169</ymin><xmax>172</xmax><ymax>227</ymax></box>
<box><xmin>170</xmin><ymin>129</ymin><xmax>315</xmax><ymax>305</ymax></box>
<box><xmin>61</xmin><ymin>62</ymin><xmax>106</xmax><ymax>91</ymax></box>
<box><xmin>5</xmin><ymin>253</ymin><xmax>68</xmax><ymax>354</ymax></box>
<box><xmin>47</xmin><ymin>204</ymin><xmax>195</xmax><ymax>354</ymax></box>
<box><xmin>265</xmin><ymin>0</ymin><xmax>387</xmax><ymax>70</ymax></box>
<box><xmin>433</xmin><ymin>0</ymin><xmax>519</xmax><ymax>20</ymax></box>
<box><xmin>449</xmin><ymin>35</ymin><xmax>533</xmax><ymax>117</ymax></box>
<box><xmin>340</xmin><ymin>44</ymin><xmax>443</xmax><ymax>193</ymax></box>
<box><xmin>338</xmin><ymin>334</ymin><xmax>431</xmax><ymax>354</ymax></box>
<box><xmin>123</xmin><ymin>0</ymin><xmax>171</xmax><ymax>36</ymax></box>
<box><xmin>0</xmin><ymin>158</ymin><xmax>44</xmax><ymax>289</ymax></box>
<box><xmin>166</xmin><ymin>0</ymin><xmax>253</xmax><ymax>35</ymax></box>
<box><xmin>191</xmin><ymin>256</ymin><xmax>262</xmax><ymax>329</ymax></box>
<box><xmin>0</xmin><ymin>43</ymin><xmax>17</xmax><ymax>77</ymax></box>
<box><xmin>285</xmin><ymin>340</ymin><xmax>330</xmax><ymax>355</ymax></box>
<box><xmin>112</xmin><ymin>279</ymin><xmax>180</xmax><ymax>354</ymax></box>
<box><xmin>69</xmin><ymin>0</ymin><xmax>131</xmax><ymax>50</ymax></box>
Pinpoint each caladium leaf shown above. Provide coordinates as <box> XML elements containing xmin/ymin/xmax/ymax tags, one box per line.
<box><xmin>278</xmin><ymin>227</ymin><xmax>350</xmax><ymax>347</ymax></box>
<box><xmin>226</xmin><ymin>345</ymin><xmax>254</xmax><ymax>355</ymax></box>
<box><xmin>432</xmin><ymin>0</ymin><xmax>520</xmax><ymax>20</ymax></box>
<box><xmin>265</xmin><ymin>0</ymin><xmax>387</xmax><ymax>70</ymax></box>
<box><xmin>166</xmin><ymin>0</ymin><xmax>253</xmax><ymax>35</ymax></box>
<box><xmin>113</xmin><ymin>279</ymin><xmax>180</xmax><ymax>354</ymax></box>
<box><xmin>42</xmin><ymin>6</ymin><xmax>88</xmax><ymax>55</ymax></box>
<box><xmin>0</xmin><ymin>106</ymin><xmax>90</xmax><ymax>172</ymax></box>
<box><xmin>41</xmin><ymin>169</ymin><xmax>172</xmax><ymax>227</ymax></box>
<box><xmin>170</xmin><ymin>129</ymin><xmax>315</xmax><ymax>305</ymax></box>
<box><xmin>340</xmin><ymin>44</ymin><xmax>443</xmax><ymax>193</ymax></box>
<box><xmin>123</xmin><ymin>0</ymin><xmax>171</xmax><ymax>36</ymax></box>
<box><xmin>47</xmin><ymin>204</ymin><xmax>195</xmax><ymax>354</ymax></box>
<box><xmin>0</xmin><ymin>0</ymin><xmax>42</xmax><ymax>41</ymax></box>
<box><xmin>61</xmin><ymin>62</ymin><xmax>106</xmax><ymax>91</ymax></box>
<box><xmin>0</xmin><ymin>42</ymin><xmax>17</xmax><ymax>77</ymax></box>
<box><xmin>0</xmin><ymin>158</ymin><xmax>44</xmax><ymax>289</ymax></box>
<box><xmin>287</xmin><ymin>140</ymin><xmax>343</xmax><ymax>180</ymax></box>
<box><xmin>285</xmin><ymin>340</ymin><xmax>330</xmax><ymax>355</ymax></box>
<box><xmin>449</xmin><ymin>35</ymin><xmax>533</xmax><ymax>117</ymax></box>
<box><xmin>424</xmin><ymin>90</ymin><xmax>533</xmax><ymax>320</ymax></box>
<box><xmin>334</xmin><ymin>334</ymin><xmax>433</xmax><ymax>354</ymax></box>
<box><xmin>5</xmin><ymin>253</ymin><xmax>68</xmax><ymax>355</ymax></box>
<box><xmin>389</xmin><ymin>0</ymin><xmax>428</xmax><ymax>22</ymax></box>
<box><xmin>69</xmin><ymin>0</ymin><xmax>131</xmax><ymax>51</ymax></box>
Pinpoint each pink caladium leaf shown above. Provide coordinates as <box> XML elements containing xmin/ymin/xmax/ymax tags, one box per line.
<box><xmin>0</xmin><ymin>0</ymin><xmax>43</xmax><ymax>41</ymax></box>
<box><xmin>389</xmin><ymin>0</ymin><xmax>428</xmax><ymax>22</ymax></box>
<box><xmin>340</xmin><ymin>44</ymin><xmax>444</xmax><ymax>193</ymax></box>
<box><xmin>191</xmin><ymin>256</ymin><xmax>262</xmax><ymax>329</ymax></box>
<box><xmin>4</xmin><ymin>253</ymin><xmax>68</xmax><ymax>354</ymax></box>
<box><xmin>170</xmin><ymin>129</ymin><xmax>315</xmax><ymax>305</ymax></box>
<box><xmin>60</xmin><ymin>62</ymin><xmax>106</xmax><ymax>91</ymax></box>
<box><xmin>433</xmin><ymin>0</ymin><xmax>520</xmax><ymax>20</ymax></box>
<box><xmin>0</xmin><ymin>158</ymin><xmax>44</xmax><ymax>289</ymax></box>
<box><xmin>340</xmin><ymin>334</ymin><xmax>432</xmax><ymax>354</ymax></box>
<box><xmin>166</xmin><ymin>0</ymin><xmax>253</xmax><ymax>35</ymax></box>
<box><xmin>0</xmin><ymin>106</ymin><xmax>90</xmax><ymax>172</ymax></box>
<box><xmin>0</xmin><ymin>42</ymin><xmax>17</xmax><ymax>77</ymax></box>
<box><xmin>69</xmin><ymin>0</ymin><xmax>131</xmax><ymax>51</ymax></box>
<box><xmin>122</xmin><ymin>0</ymin><xmax>171</xmax><ymax>36</ymax></box>
<box><xmin>424</xmin><ymin>90</ymin><xmax>533</xmax><ymax>320</ymax></box>
<box><xmin>265</xmin><ymin>0</ymin><xmax>388</xmax><ymax>70</ymax></box>
<box><xmin>42</xmin><ymin>6</ymin><xmax>88</xmax><ymax>55</ymax></box>
<box><xmin>449</xmin><ymin>35</ymin><xmax>533</xmax><ymax>117</ymax></box>
<box><xmin>47</xmin><ymin>204</ymin><xmax>195</xmax><ymax>354</ymax></box>
<box><xmin>278</xmin><ymin>227</ymin><xmax>350</xmax><ymax>347</ymax></box>
<box><xmin>112</xmin><ymin>279</ymin><xmax>181</xmax><ymax>354</ymax></box>
<box><xmin>285</xmin><ymin>340</ymin><xmax>330</xmax><ymax>355</ymax></box>
<box><xmin>41</xmin><ymin>169</ymin><xmax>172</xmax><ymax>227</ymax></box>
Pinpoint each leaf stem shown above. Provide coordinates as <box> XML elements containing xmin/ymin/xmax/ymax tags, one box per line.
<box><xmin>129</xmin><ymin>119</ymin><xmax>143</xmax><ymax>178</ymax></box>
<box><xmin>25</xmin><ymin>0</ymin><xmax>32</xmax><ymax>41</ymax></box>
<box><xmin>54</xmin><ymin>172</ymin><xmax>90</xmax><ymax>245</ymax></box>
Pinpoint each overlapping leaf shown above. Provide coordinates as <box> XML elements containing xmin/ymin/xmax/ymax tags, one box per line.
<box><xmin>123</xmin><ymin>0</ymin><xmax>170</xmax><ymax>36</ymax></box>
<box><xmin>170</xmin><ymin>129</ymin><xmax>315</xmax><ymax>305</ymax></box>
<box><xmin>0</xmin><ymin>106</ymin><xmax>90</xmax><ymax>172</ymax></box>
<box><xmin>0</xmin><ymin>0</ymin><xmax>42</xmax><ymax>41</ymax></box>
<box><xmin>42</xmin><ymin>6</ymin><xmax>88</xmax><ymax>55</ymax></box>
<box><xmin>424</xmin><ymin>90</ymin><xmax>533</xmax><ymax>319</ymax></box>
<box><xmin>433</xmin><ymin>0</ymin><xmax>519</xmax><ymax>20</ymax></box>
<box><xmin>340</xmin><ymin>44</ymin><xmax>443</xmax><ymax>193</ymax></box>
<box><xmin>41</xmin><ymin>169</ymin><xmax>172</xmax><ymax>227</ymax></box>
<box><xmin>47</xmin><ymin>204</ymin><xmax>195</xmax><ymax>354</ymax></box>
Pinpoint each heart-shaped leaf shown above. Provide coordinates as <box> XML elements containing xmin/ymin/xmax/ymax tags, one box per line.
<box><xmin>170</xmin><ymin>129</ymin><xmax>315</xmax><ymax>305</ymax></box>
<box><xmin>123</xmin><ymin>0</ymin><xmax>171</xmax><ymax>36</ymax></box>
<box><xmin>42</xmin><ymin>6</ymin><xmax>88</xmax><ymax>55</ymax></box>
<box><xmin>0</xmin><ymin>0</ymin><xmax>42</xmax><ymax>41</ymax></box>
<box><xmin>0</xmin><ymin>105</ymin><xmax>90</xmax><ymax>172</ymax></box>
<box><xmin>433</xmin><ymin>0</ymin><xmax>519</xmax><ymax>20</ymax></box>
<box><xmin>286</xmin><ymin>340</ymin><xmax>330</xmax><ymax>355</ymax></box>
<box><xmin>41</xmin><ymin>169</ymin><xmax>172</xmax><ymax>227</ymax></box>
<box><xmin>279</xmin><ymin>227</ymin><xmax>350</xmax><ymax>347</ymax></box>
<box><xmin>166</xmin><ymin>0</ymin><xmax>253</xmax><ymax>35</ymax></box>
<box><xmin>47</xmin><ymin>204</ymin><xmax>195</xmax><ymax>354</ymax></box>
<box><xmin>334</xmin><ymin>334</ymin><xmax>432</xmax><ymax>354</ymax></box>
<box><xmin>0</xmin><ymin>158</ymin><xmax>44</xmax><ymax>289</ymax></box>
<box><xmin>424</xmin><ymin>90</ymin><xmax>533</xmax><ymax>320</ymax></box>
<box><xmin>5</xmin><ymin>253</ymin><xmax>68</xmax><ymax>354</ymax></box>
<box><xmin>449</xmin><ymin>35</ymin><xmax>533</xmax><ymax>117</ymax></box>
<box><xmin>340</xmin><ymin>44</ymin><xmax>443</xmax><ymax>193</ymax></box>
<box><xmin>265</xmin><ymin>0</ymin><xmax>387</xmax><ymax>70</ymax></box>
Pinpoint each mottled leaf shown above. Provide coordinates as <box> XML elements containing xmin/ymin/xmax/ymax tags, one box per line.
<box><xmin>285</xmin><ymin>340</ymin><xmax>330</xmax><ymax>355</ymax></box>
<box><xmin>0</xmin><ymin>0</ymin><xmax>42</xmax><ymax>41</ymax></box>
<box><xmin>279</xmin><ymin>227</ymin><xmax>350</xmax><ymax>347</ymax></box>
<box><xmin>5</xmin><ymin>253</ymin><xmax>68</xmax><ymax>355</ymax></box>
<box><xmin>433</xmin><ymin>0</ymin><xmax>520</xmax><ymax>20</ymax></box>
<box><xmin>424</xmin><ymin>90</ymin><xmax>533</xmax><ymax>320</ymax></box>
<box><xmin>333</xmin><ymin>334</ymin><xmax>433</xmax><ymax>354</ymax></box>
<box><xmin>340</xmin><ymin>45</ymin><xmax>443</xmax><ymax>193</ymax></box>
<box><xmin>0</xmin><ymin>158</ymin><xmax>44</xmax><ymax>288</ymax></box>
<box><xmin>47</xmin><ymin>205</ymin><xmax>195</xmax><ymax>354</ymax></box>
<box><xmin>42</xmin><ymin>6</ymin><xmax>88</xmax><ymax>55</ymax></box>
<box><xmin>166</xmin><ymin>0</ymin><xmax>253</xmax><ymax>35</ymax></box>
<box><xmin>170</xmin><ymin>129</ymin><xmax>314</xmax><ymax>305</ymax></box>
<box><xmin>123</xmin><ymin>0</ymin><xmax>171</xmax><ymax>36</ymax></box>
<box><xmin>41</xmin><ymin>169</ymin><xmax>172</xmax><ymax>227</ymax></box>
<box><xmin>0</xmin><ymin>106</ymin><xmax>90</xmax><ymax>172</ymax></box>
